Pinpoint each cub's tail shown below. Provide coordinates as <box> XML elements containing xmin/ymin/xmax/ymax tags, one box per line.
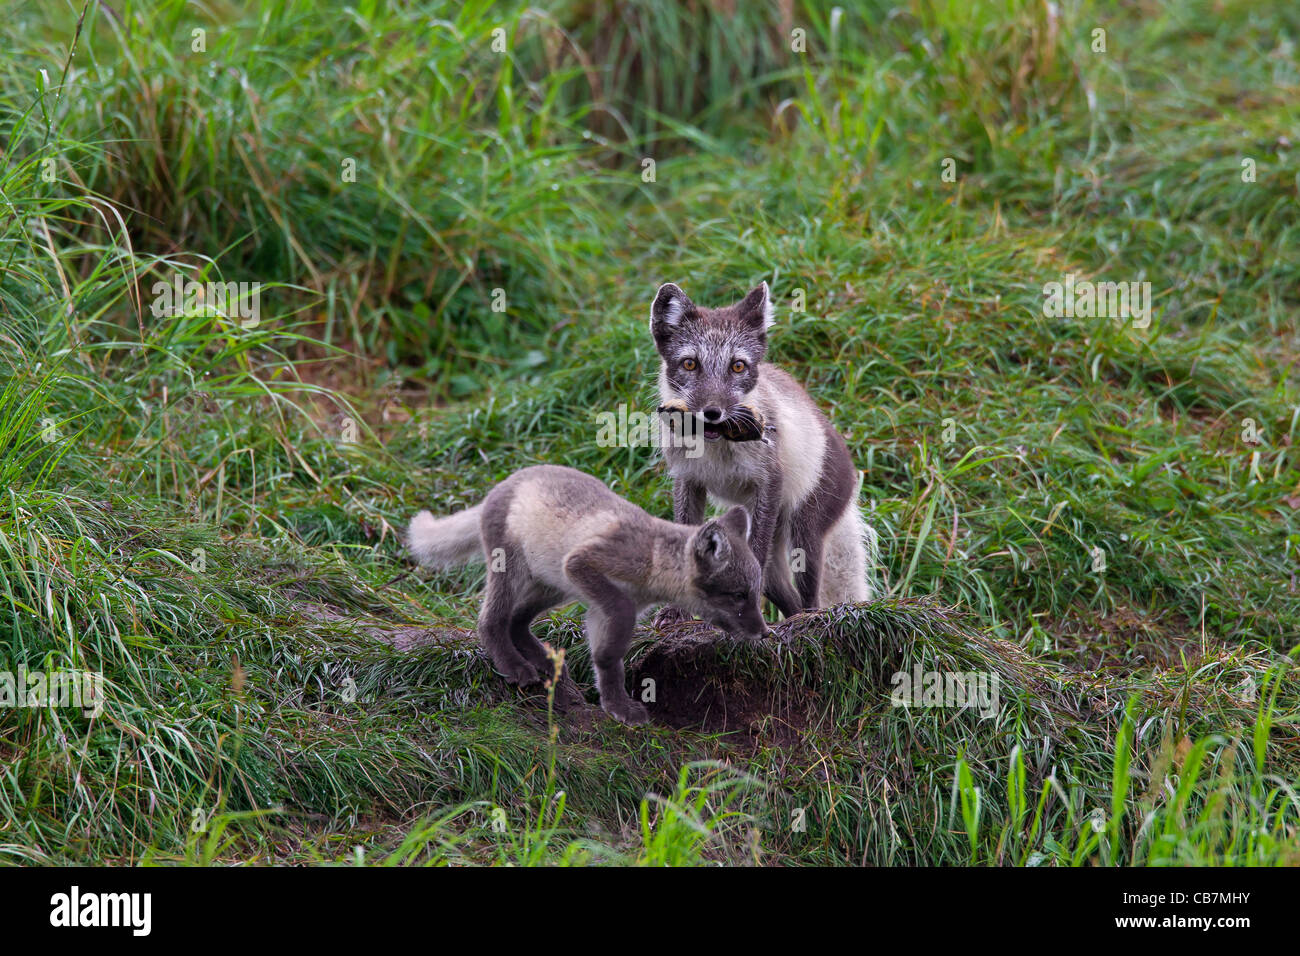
<box><xmin>407</xmin><ymin>503</ymin><xmax>485</xmax><ymax>569</ymax></box>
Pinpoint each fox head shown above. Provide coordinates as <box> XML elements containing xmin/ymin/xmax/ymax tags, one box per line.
<box><xmin>689</xmin><ymin>505</ymin><xmax>767</xmax><ymax>639</ymax></box>
<box><xmin>650</xmin><ymin>281</ymin><xmax>774</xmax><ymax>443</ymax></box>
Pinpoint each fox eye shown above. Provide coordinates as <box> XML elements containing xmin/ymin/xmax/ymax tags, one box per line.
<box><xmin>731</xmin><ymin>359</ymin><xmax>747</xmax><ymax>373</ymax></box>
<box><xmin>681</xmin><ymin>358</ymin><xmax>697</xmax><ymax>371</ymax></box>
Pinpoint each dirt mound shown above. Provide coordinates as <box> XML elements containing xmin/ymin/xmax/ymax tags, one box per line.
<box><xmin>627</xmin><ymin>624</ymin><xmax>813</xmax><ymax>741</ymax></box>
<box><xmin>304</xmin><ymin>596</ymin><xmax>1098</xmax><ymax>749</ymax></box>
<box><xmin>623</xmin><ymin>601</ymin><xmax>1021</xmax><ymax>741</ymax></box>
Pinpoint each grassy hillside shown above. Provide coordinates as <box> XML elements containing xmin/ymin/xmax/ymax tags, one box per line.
<box><xmin>1</xmin><ymin>0</ymin><xmax>1297</xmax><ymax>865</ymax></box>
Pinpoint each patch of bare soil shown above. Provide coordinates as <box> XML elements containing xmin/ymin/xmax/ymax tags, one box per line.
<box><xmin>627</xmin><ymin>621</ymin><xmax>814</xmax><ymax>745</ymax></box>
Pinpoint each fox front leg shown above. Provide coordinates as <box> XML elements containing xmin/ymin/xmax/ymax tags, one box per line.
<box><xmin>651</xmin><ymin>478</ymin><xmax>707</xmax><ymax>629</ymax></box>
<box><xmin>674</xmin><ymin>476</ymin><xmax>707</xmax><ymax>525</ymax></box>
<box><xmin>585</xmin><ymin>602</ymin><xmax>647</xmax><ymax>725</ymax></box>
<box><xmin>565</xmin><ymin>553</ymin><xmax>647</xmax><ymax>725</ymax></box>
<box><xmin>750</xmin><ymin>473</ymin><xmax>801</xmax><ymax>618</ymax></box>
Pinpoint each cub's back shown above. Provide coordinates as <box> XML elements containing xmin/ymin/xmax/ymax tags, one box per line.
<box><xmin>485</xmin><ymin>466</ymin><xmax>632</xmax><ymax>589</ymax></box>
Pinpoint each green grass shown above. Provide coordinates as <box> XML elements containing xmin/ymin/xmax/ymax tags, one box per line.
<box><xmin>1</xmin><ymin>0</ymin><xmax>1297</xmax><ymax>865</ymax></box>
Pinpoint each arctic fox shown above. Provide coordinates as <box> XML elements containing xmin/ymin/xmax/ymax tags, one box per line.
<box><xmin>650</xmin><ymin>281</ymin><xmax>877</xmax><ymax>620</ymax></box>
<box><xmin>408</xmin><ymin>464</ymin><xmax>765</xmax><ymax>725</ymax></box>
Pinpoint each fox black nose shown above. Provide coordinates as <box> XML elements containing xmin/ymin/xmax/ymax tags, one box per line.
<box><xmin>702</xmin><ymin>406</ymin><xmax>724</xmax><ymax>422</ymax></box>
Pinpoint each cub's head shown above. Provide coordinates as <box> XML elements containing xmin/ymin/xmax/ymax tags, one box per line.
<box><xmin>650</xmin><ymin>282</ymin><xmax>773</xmax><ymax>444</ymax></box>
<box><xmin>689</xmin><ymin>506</ymin><xmax>767</xmax><ymax>640</ymax></box>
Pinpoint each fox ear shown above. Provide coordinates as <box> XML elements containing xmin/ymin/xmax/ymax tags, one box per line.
<box><xmin>737</xmin><ymin>281</ymin><xmax>774</xmax><ymax>332</ymax></box>
<box><xmin>650</xmin><ymin>282</ymin><xmax>693</xmax><ymax>341</ymax></box>
<box><xmin>720</xmin><ymin>505</ymin><xmax>752</xmax><ymax>542</ymax></box>
<box><xmin>693</xmin><ymin>520</ymin><xmax>732</xmax><ymax>569</ymax></box>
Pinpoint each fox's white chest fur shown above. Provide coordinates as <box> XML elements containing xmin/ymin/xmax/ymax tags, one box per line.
<box><xmin>657</xmin><ymin>367</ymin><xmax>827</xmax><ymax>513</ymax></box>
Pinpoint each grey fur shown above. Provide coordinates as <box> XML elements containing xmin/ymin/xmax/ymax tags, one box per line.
<box><xmin>408</xmin><ymin>465</ymin><xmax>764</xmax><ymax>725</ymax></box>
<box><xmin>650</xmin><ymin>282</ymin><xmax>877</xmax><ymax>617</ymax></box>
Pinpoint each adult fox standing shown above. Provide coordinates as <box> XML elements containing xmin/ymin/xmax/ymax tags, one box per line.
<box><xmin>650</xmin><ymin>281</ymin><xmax>877</xmax><ymax>622</ymax></box>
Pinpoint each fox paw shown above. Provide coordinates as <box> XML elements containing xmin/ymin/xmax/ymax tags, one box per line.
<box><xmin>601</xmin><ymin>697</ymin><xmax>649</xmax><ymax>726</ymax></box>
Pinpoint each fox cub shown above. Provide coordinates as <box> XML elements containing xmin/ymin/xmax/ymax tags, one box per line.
<box><xmin>650</xmin><ymin>281</ymin><xmax>876</xmax><ymax>620</ymax></box>
<box><xmin>408</xmin><ymin>465</ymin><xmax>765</xmax><ymax>725</ymax></box>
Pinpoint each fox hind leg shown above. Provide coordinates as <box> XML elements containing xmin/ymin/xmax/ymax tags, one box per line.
<box><xmin>478</xmin><ymin>565</ymin><xmax>542</xmax><ymax>687</ymax></box>
<box><xmin>791</xmin><ymin>524</ymin><xmax>826</xmax><ymax>610</ymax></box>
<box><xmin>508</xmin><ymin>586</ymin><xmax>565</xmax><ymax>680</ymax></box>
<box><xmin>763</xmin><ymin>517</ymin><xmax>803</xmax><ymax>618</ymax></box>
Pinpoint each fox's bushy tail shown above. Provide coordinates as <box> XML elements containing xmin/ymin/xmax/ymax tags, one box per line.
<box><xmin>407</xmin><ymin>503</ymin><xmax>485</xmax><ymax>569</ymax></box>
<box><xmin>818</xmin><ymin>470</ymin><xmax>879</xmax><ymax>605</ymax></box>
